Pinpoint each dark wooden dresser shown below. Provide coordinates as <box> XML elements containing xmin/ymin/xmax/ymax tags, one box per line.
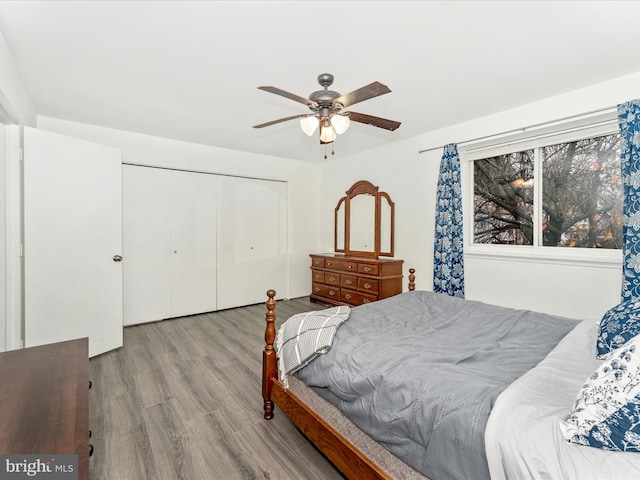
<box><xmin>0</xmin><ymin>338</ymin><xmax>90</xmax><ymax>480</ymax></box>
<box><xmin>310</xmin><ymin>253</ymin><xmax>403</xmax><ymax>306</ymax></box>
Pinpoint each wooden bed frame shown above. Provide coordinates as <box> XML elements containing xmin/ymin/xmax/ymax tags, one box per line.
<box><xmin>262</xmin><ymin>268</ymin><xmax>416</xmax><ymax>480</ymax></box>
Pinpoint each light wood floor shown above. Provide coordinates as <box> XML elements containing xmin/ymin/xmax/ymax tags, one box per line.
<box><xmin>89</xmin><ymin>297</ymin><xmax>344</xmax><ymax>480</ymax></box>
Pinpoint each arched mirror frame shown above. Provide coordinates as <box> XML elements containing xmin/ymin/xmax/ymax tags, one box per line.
<box><xmin>334</xmin><ymin>180</ymin><xmax>395</xmax><ymax>258</ymax></box>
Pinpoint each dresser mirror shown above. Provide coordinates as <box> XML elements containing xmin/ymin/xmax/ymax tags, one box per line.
<box><xmin>379</xmin><ymin>192</ymin><xmax>393</xmax><ymax>255</ymax></box>
<box><xmin>334</xmin><ymin>180</ymin><xmax>395</xmax><ymax>258</ymax></box>
<box><xmin>335</xmin><ymin>197</ymin><xmax>346</xmax><ymax>252</ymax></box>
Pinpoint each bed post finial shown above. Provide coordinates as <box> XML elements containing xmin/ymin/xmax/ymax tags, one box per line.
<box><xmin>408</xmin><ymin>268</ymin><xmax>416</xmax><ymax>291</ymax></box>
<box><xmin>263</xmin><ymin>289</ymin><xmax>277</xmax><ymax>419</ymax></box>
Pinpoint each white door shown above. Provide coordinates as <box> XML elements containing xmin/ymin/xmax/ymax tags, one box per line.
<box><xmin>0</xmin><ymin>123</ymin><xmax>5</xmax><ymax>351</ymax></box>
<box><xmin>123</xmin><ymin>166</ymin><xmax>217</xmax><ymax>325</ymax></box>
<box><xmin>170</xmin><ymin>170</ymin><xmax>217</xmax><ymax>317</ymax></box>
<box><xmin>23</xmin><ymin>127</ymin><xmax>123</xmax><ymax>357</ymax></box>
<box><xmin>216</xmin><ymin>176</ymin><xmax>288</xmax><ymax>309</ymax></box>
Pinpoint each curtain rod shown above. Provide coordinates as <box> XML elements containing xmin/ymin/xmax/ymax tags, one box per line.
<box><xmin>417</xmin><ymin>105</ymin><xmax>618</xmax><ymax>155</ymax></box>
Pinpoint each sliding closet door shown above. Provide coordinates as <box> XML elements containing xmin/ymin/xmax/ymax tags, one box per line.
<box><xmin>123</xmin><ymin>165</ymin><xmax>217</xmax><ymax>325</ymax></box>
<box><xmin>24</xmin><ymin>127</ymin><xmax>123</xmax><ymax>357</ymax></box>
<box><xmin>170</xmin><ymin>170</ymin><xmax>217</xmax><ymax>317</ymax></box>
<box><xmin>216</xmin><ymin>176</ymin><xmax>288</xmax><ymax>309</ymax></box>
<box><xmin>122</xmin><ymin>165</ymin><xmax>172</xmax><ymax>325</ymax></box>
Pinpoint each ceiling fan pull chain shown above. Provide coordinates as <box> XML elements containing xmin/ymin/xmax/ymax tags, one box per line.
<box><xmin>322</xmin><ymin>143</ymin><xmax>336</xmax><ymax>159</ymax></box>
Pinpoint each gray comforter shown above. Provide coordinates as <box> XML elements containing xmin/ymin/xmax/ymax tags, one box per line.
<box><xmin>295</xmin><ymin>291</ymin><xmax>577</xmax><ymax>480</ymax></box>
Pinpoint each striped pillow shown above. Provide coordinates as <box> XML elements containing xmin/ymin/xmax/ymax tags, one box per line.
<box><xmin>275</xmin><ymin>306</ymin><xmax>350</xmax><ymax>389</ymax></box>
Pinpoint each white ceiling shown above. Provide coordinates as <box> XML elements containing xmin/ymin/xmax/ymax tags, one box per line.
<box><xmin>1</xmin><ymin>1</ymin><xmax>640</xmax><ymax>163</ymax></box>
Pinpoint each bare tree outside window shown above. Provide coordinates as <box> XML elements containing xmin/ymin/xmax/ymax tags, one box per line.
<box><xmin>474</xmin><ymin>150</ymin><xmax>534</xmax><ymax>245</ymax></box>
<box><xmin>473</xmin><ymin>133</ymin><xmax>622</xmax><ymax>249</ymax></box>
<box><xmin>542</xmin><ymin>134</ymin><xmax>621</xmax><ymax>248</ymax></box>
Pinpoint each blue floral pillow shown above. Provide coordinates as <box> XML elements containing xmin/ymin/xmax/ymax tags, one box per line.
<box><xmin>596</xmin><ymin>299</ymin><xmax>640</xmax><ymax>360</ymax></box>
<box><xmin>560</xmin><ymin>334</ymin><xmax>640</xmax><ymax>451</ymax></box>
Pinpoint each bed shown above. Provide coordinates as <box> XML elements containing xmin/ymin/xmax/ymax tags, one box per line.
<box><xmin>261</xmin><ymin>285</ymin><xmax>640</xmax><ymax>479</ymax></box>
<box><xmin>485</xmin><ymin>316</ymin><xmax>640</xmax><ymax>480</ymax></box>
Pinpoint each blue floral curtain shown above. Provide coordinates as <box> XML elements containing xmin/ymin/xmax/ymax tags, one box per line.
<box><xmin>433</xmin><ymin>143</ymin><xmax>465</xmax><ymax>298</ymax></box>
<box><xmin>619</xmin><ymin>99</ymin><xmax>640</xmax><ymax>300</ymax></box>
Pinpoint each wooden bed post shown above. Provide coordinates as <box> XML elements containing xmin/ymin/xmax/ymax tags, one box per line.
<box><xmin>408</xmin><ymin>268</ymin><xmax>416</xmax><ymax>291</ymax></box>
<box><xmin>263</xmin><ymin>289</ymin><xmax>277</xmax><ymax>420</ymax></box>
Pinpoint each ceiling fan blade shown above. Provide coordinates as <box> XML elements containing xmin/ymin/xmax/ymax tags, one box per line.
<box><xmin>346</xmin><ymin>111</ymin><xmax>401</xmax><ymax>131</ymax></box>
<box><xmin>332</xmin><ymin>82</ymin><xmax>391</xmax><ymax>109</ymax></box>
<box><xmin>253</xmin><ymin>114</ymin><xmax>310</xmax><ymax>129</ymax></box>
<box><xmin>257</xmin><ymin>86</ymin><xmax>317</xmax><ymax>107</ymax></box>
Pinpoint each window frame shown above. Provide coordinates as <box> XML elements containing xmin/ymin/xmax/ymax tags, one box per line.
<box><xmin>462</xmin><ymin>120</ymin><xmax>623</xmax><ymax>268</ymax></box>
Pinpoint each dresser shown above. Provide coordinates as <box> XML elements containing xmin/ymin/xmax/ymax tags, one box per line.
<box><xmin>310</xmin><ymin>253</ymin><xmax>403</xmax><ymax>307</ymax></box>
<box><xmin>0</xmin><ymin>338</ymin><xmax>90</xmax><ymax>480</ymax></box>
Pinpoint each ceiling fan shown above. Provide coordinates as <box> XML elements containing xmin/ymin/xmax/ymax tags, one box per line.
<box><xmin>253</xmin><ymin>73</ymin><xmax>401</xmax><ymax>148</ymax></box>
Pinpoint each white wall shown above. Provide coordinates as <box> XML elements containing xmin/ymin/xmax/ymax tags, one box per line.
<box><xmin>37</xmin><ymin>116</ymin><xmax>323</xmax><ymax>301</ymax></box>
<box><xmin>320</xmin><ymin>71</ymin><xmax>640</xmax><ymax>321</ymax></box>
<box><xmin>0</xmin><ymin>28</ymin><xmax>34</xmax><ymax>125</ymax></box>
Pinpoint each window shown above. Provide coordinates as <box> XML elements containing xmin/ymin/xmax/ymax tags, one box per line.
<box><xmin>474</xmin><ymin>149</ymin><xmax>534</xmax><ymax>245</ymax></box>
<box><xmin>472</xmin><ymin>130</ymin><xmax>622</xmax><ymax>250</ymax></box>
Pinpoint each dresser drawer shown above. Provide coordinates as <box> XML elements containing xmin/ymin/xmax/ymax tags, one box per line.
<box><xmin>358</xmin><ymin>263</ymin><xmax>379</xmax><ymax>275</ymax></box>
<box><xmin>325</xmin><ymin>259</ymin><xmax>357</xmax><ymax>272</ymax></box>
<box><xmin>325</xmin><ymin>272</ymin><xmax>340</xmax><ymax>286</ymax></box>
<box><xmin>311</xmin><ymin>270</ymin><xmax>325</xmax><ymax>283</ymax></box>
<box><xmin>341</xmin><ymin>275</ymin><xmax>357</xmax><ymax>289</ymax></box>
<box><xmin>311</xmin><ymin>257</ymin><xmax>326</xmax><ymax>268</ymax></box>
<box><xmin>341</xmin><ymin>289</ymin><xmax>377</xmax><ymax>306</ymax></box>
<box><xmin>358</xmin><ymin>278</ymin><xmax>379</xmax><ymax>294</ymax></box>
<box><xmin>312</xmin><ymin>283</ymin><xmax>340</xmax><ymax>300</ymax></box>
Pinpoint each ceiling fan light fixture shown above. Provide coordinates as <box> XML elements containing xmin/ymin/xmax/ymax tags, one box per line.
<box><xmin>299</xmin><ymin>116</ymin><xmax>319</xmax><ymax>136</ymax></box>
<box><xmin>320</xmin><ymin>122</ymin><xmax>337</xmax><ymax>143</ymax></box>
<box><xmin>331</xmin><ymin>114</ymin><xmax>350</xmax><ymax>135</ymax></box>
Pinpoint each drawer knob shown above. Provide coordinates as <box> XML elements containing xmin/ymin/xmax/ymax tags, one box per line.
<box><xmin>364</xmin><ymin>283</ymin><xmax>371</xmax><ymax>289</ymax></box>
<box><xmin>330</xmin><ymin>276</ymin><xmax>336</xmax><ymax>281</ymax></box>
<box><xmin>363</xmin><ymin>299</ymin><xmax>371</xmax><ymax>304</ymax></box>
<box><xmin>327</xmin><ymin>262</ymin><xmax>333</xmax><ymax>266</ymax></box>
<box><xmin>329</xmin><ymin>291</ymin><xmax>335</xmax><ymax>296</ymax></box>
<box><xmin>364</xmin><ymin>267</ymin><xmax>371</xmax><ymax>272</ymax></box>
<box><xmin>348</xmin><ymin>265</ymin><xmax>353</xmax><ymax>269</ymax></box>
<box><xmin>315</xmin><ymin>287</ymin><xmax>320</xmax><ymax>292</ymax></box>
<box><xmin>315</xmin><ymin>274</ymin><xmax>320</xmax><ymax>279</ymax></box>
<box><xmin>345</xmin><ymin>294</ymin><xmax>351</xmax><ymax>299</ymax></box>
<box><xmin>345</xmin><ymin>280</ymin><xmax>352</xmax><ymax>285</ymax></box>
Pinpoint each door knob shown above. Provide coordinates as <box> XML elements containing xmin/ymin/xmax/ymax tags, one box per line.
<box><xmin>113</xmin><ymin>255</ymin><xmax>123</xmax><ymax>262</ymax></box>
